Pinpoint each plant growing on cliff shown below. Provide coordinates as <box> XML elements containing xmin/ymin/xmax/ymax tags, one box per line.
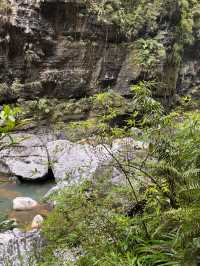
<box><xmin>136</xmin><ymin>39</ymin><xmax>166</xmax><ymax>77</ymax></box>
<box><xmin>0</xmin><ymin>105</ymin><xmax>21</xmax><ymax>133</ymax></box>
<box><xmin>0</xmin><ymin>105</ymin><xmax>22</xmax><ymax>155</ymax></box>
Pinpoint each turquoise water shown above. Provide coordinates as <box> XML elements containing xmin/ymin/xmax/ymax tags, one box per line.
<box><xmin>0</xmin><ymin>179</ymin><xmax>54</xmax><ymax>215</ymax></box>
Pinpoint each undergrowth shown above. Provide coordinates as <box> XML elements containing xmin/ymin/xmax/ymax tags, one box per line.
<box><xmin>39</xmin><ymin>82</ymin><xmax>200</xmax><ymax>265</ymax></box>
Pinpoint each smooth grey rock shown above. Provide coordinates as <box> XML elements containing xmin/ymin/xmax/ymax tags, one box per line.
<box><xmin>46</xmin><ymin>138</ymin><xmax>145</xmax><ymax>192</ymax></box>
<box><xmin>47</xmin><ymin>140</ymin><xmax>109</xmax><ymax>184</ymax></box>
<box><xmin>13</xmin><ymin>197</ymin><xmax>38</xmax><ymax>211</ymax></box>
<box><xmin>0</xmin><ymin>133</ymin><xmax>49</xmax><ymax>180</ymax></box>
<box><xmin>0</xmin><ymin>229</ymin><xmax>43</xmax><ymax>266</ymax></box>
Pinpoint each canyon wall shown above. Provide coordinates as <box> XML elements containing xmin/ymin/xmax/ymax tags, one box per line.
<box><xmin>0</xmin><ymin>0</ymin><xmax>199</xmax><ymax>106</ymax></box>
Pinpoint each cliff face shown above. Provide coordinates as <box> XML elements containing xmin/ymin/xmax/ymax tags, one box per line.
<box><xmin>0</xmin><ymin>0</ymin><xmax>128</xmax><ymax>102</ymax></box>
<box><xmin>0</xmin><ymin>0</ymin><xmax>200</xmax><ymax>105</ymax></box>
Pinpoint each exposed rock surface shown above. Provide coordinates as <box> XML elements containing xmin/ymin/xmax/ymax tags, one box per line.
<box><xmin>0</xmin><ymin>131</ymin><xmax>145</xmax><ymax>185</ymax></box>
<box><xmin>13</xmin><ymin>197</ymin><xmax>38</xmax><ymax>211</ymax></box>
<box><xmin>0</xmin><ymin>229</ymin><xmax>43</xmax><ymax>266</ymax></box>
<box><xmin>0</xmin><ymin>0</ymin><xmax>127</xmax><ymax>103</ymax></box>
<box><xmin>44</xmin><ymin>137</ymin><xmax>146</xmax><ymax>197</ymax></box>
<box><xmin>46</xmin><ymin>139</ymin><xmax>109</xmax><ymax>184</ymax></box>
<box><xmin>0</xmin><ymin>0</ymin><xmax>199</xmax><ymax>106</ymax></box>
<box><xmin>0</xmin><ymin>133</ymin><xmax>49</xmax><ymax>180</ymax></box>
<box><xmin>0</xmin><ymin>136</ymin><xmax>146</xmax><ymax>265</ymax></box>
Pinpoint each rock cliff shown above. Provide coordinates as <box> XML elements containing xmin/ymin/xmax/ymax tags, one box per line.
<box><xmin>0</xmin><ymin>0</ymin><xmax>200</xmax><ymax>107</ymax></box>
<box><xmin>0</xmin><ymin>0</ymin><xmax>127</xmax><ymax>102</ymax></box>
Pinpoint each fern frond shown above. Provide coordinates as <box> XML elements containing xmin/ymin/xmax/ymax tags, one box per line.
<box><xmin>178</xmin><ymin>181</ymin><xmax>200</xmax><ymax>203</ymax></box>
<box><xmin>182</xmin><ymin>168</ymin><xmax>200</xmax><ymax>178</ymax></box>
<box><xmin>147</xmin><ymin>161</ymin><xmax>182</xmax><ymax>180</ymax></box>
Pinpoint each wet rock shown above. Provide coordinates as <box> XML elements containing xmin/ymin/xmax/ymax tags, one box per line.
<box><xmin>31</xmin><ymin>215</ymin><xmax>44</xmax><ymax>229</ymax></box>
<box><xmin>0</xmin><ymin>0</ymin><xmax>198</xmax><ymax>111</ymax></box>
<box><xmin>13</xmin><ymin>197</ymin><xmax>38</xmax><ymax>211</ymax></box>
<box><xmin>0</xmin><ymin>133</ymin><xmax>49</xmax><ymax>180</ymax></box>
<box><xmin>0</xmin><ymin>229</ymin><xmax>43</xmax><ymax>266</ymax></box>
<box><xmin>114</xmin><ymin>49</ymin><xmax>142</xmax><ymax>95</ymax></box>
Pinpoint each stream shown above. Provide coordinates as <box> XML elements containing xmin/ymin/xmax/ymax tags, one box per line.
<box><xmin>0</xmin><ymin>176</ymin><xmax>55</xmax><ymax>227</ymax></box>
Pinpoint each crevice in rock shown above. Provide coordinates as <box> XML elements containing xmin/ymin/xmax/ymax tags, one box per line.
<box><xmin>17</xmin><ymin>168</ymin><xmax>55</xmax><ymax>184</ymax></box>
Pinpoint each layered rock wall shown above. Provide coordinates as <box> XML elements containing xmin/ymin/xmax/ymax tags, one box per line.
<box><xmin>0</xmin><ymin>0</ymin><xmax>199</xmax><ymax>105</ymax></box>
<box><xmin>0</xmin><ymin>0</ymin><xmax>128</xmax><ymax>102</ymax></box>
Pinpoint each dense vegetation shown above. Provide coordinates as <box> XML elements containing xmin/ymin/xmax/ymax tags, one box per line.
<box><xmin>39</xmin><ymin>82</ymin><xmax>200</xmax><ymax>265</ymax></box>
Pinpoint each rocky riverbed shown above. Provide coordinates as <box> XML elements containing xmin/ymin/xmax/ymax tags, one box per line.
<box><xmin>0</xmin><ymin>132</ymin><xmax>145</xmax><ymax>265</ymax></box>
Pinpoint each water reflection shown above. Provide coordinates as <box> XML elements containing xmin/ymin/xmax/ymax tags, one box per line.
<box><xmin>0</xmin><ymin>177</ymin><xmax>55</xmax><ymax>215</ymax></box>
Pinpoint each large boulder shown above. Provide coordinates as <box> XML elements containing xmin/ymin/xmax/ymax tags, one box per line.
<box><xmin>0</xmin><ymin>133</ymin><xmax>49</xmax><ymax>180</ymax></box>
<box><xmin>46</xmin><ymin>140</ymin><xmax>109</xmax><ymax>184</ymax></box>
<box><xmin>46</xmin><ymin>138</ymin><xmax>145</xmax><ymax>187</ymax></box>
<box><xmin>0</xmin><ymin>229</ymin><xmax>43</xmax><ymax>266</ymax></box>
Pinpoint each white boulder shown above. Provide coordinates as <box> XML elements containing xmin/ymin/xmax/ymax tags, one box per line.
<box><xmin>0</xmin><ymin>133</ymin><xmax>49</xmax><ymax>180</ymax></box>
<box><xmin>46</xmin><ymin>138</ymin><xmax>145</xmax><ymax>187</ymax></box>
<box><xmin>13</xmin><ymin>197</ymin><xmax>38</xmax><ymax>211</ymax></box>
<box><xmin>47</xmin><ymin>140</ymin><xmax>109</xmax><ymax>184</ymax></box>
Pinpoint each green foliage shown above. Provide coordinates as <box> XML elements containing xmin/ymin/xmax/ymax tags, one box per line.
<box><xmin>66</xmin><ymin>83</ymin><xmax>165</xmax><ymax>140</ymax></box>
<box><xmin>136</xmin><ymin>39</ymin><xmax>166</xmax><ymax>75</ymax></box>
<box><xmin>0</xmin><ymin>215</ymin><xmax>17</xmax><ymax>232</ymax></box>
<box><xmin>85</xmin><ymin>0</ymin><xmax>200</xmax><ymax>99</ymax></box>
<box><xmin>40</xmin><ymin>83</ymin><xmax>200</xmax><ymax>265</ymax></box>
<box><xmin>87</xmin><ymin>0</ymin><xmax>163</xmax><ymax>37</ymax></box>
<box><xmin>0</xmin><ymin>105</ymin><xmax>21</xmax><ymax>133</ymax></box>
<box><xmin>129</xmin><ymin>81</ymin><xmax>164</xmax><ymax>127</ymax></box>
<box><xmin>65</xmin><ymin>91</ymin><xmax>130</xmax><ymax>139</ymax></box>
<box><xmin>86</xmin><ymin>0</ymin><xmax>199</xmax><ymax>42</ymax></box>
<box><xmin>0</xmin><ymin>80</ymin><xmax>23</xmax><ymax>101</ymax></box>
<box><xmin>41</xmin><ymin>178</ymin><xmax>154</xmax><ymax>266</ymax></box>
<box><xmin>178</xmin><ymin>0</ymin><xmax>198</xmax><ymax>45</ymax></box>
